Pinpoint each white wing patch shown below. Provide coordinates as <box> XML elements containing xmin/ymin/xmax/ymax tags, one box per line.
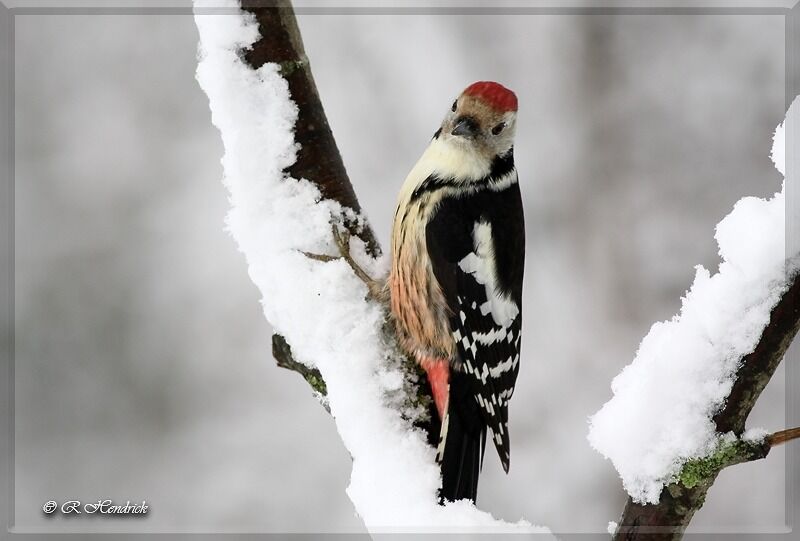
<box><xmin>458</xmin><ymin>221</ymin><xmax>519</xmax><ymax>328</ymax></box>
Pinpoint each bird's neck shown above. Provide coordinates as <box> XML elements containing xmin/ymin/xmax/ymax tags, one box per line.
<box><xmin>417</xmin><ymin>136</ymin><xmax>493</xmax><ymax>182</ymax></box>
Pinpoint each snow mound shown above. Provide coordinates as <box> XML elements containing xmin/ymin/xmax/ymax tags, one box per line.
<box><xmin>588</xmin><ymin>97</ymin><xmax>798</xmax><ymax>504</ymax></box>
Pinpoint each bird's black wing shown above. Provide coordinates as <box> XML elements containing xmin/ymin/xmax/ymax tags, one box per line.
<box><xmin>427</xmin><ymin>179</ymin><xmax>525</xmax><ymax>475</ymax></box>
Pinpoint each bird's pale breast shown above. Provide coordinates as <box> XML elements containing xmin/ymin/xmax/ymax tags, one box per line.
<box><xmin>389</xmin><ymin>196</ymin><xmax>454</xmax><ymax>360</ymax></box>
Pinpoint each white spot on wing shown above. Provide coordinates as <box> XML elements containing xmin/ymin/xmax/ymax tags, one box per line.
<box><xmin>489</xmin><ymin>354</ymin><xmax>520</xmax><ymax>378</ymax></box>
<box><xmin>498</xmin><ymin>388</ymin><xmax>514</xmax><ymax>405</ymax></box>
<box><xmin>458</xmin><ymin>221</ymin><xmax>519</xmax><ymax>328</ymax></box>
<box><xmin>471</xmin><ymin>326</ymin><xmax>508</xmax><ymax>345</ymax></box>
<box><xmin>479</xmin><ymin>363</ymin><xmax>489</xmax><ymax>383</ymax></box>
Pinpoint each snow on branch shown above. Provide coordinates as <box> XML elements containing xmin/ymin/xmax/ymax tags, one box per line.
<box><xmin>192</xmin><ymin>0</ymin><xmax>549</xmax><ymax>533</ymax></box>
<box><xmin>589</xmin><ymin>97</ymin><xmax>799</xmax><ymax>535</ymax></box>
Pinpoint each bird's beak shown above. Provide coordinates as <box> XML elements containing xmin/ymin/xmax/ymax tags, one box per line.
<box><xmin>451</xmin><ymin>116</ymin><xmax>479</xmax><ymax>138</ymax></box>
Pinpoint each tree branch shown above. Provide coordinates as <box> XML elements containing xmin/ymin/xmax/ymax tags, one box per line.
<box><xmin>240</xmin><ymin>0</ymin><xmax>379</xmax><ymax>390</ymax></box>
<box><xmin>713</xmin><ymin>272</ymin><xmax>800</xmax><ymax>435</ymax></box>
<box><xmin>240</xmin><ymin>0</ymin><xmax>380</xmax><ymax>256</ymax></box>
<box><xmin>272</xmin><ymin>334</ymin><xmax>328</xmax><ymax>407</ymax></box>
<box><xmin>236</xmin><ymin>0</ymin><xmax>438</xmax><ymax>441</ymax></box>
<box><xmin>613</xmin><ymin>270</ymin><xmax>800</xmax><ymax>541</ymax></box>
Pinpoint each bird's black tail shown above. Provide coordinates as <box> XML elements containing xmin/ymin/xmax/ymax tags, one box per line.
<box><xmin>438</xmin><ymin>370</ymin><xmax>487</xmax><ymax>504</ymax></box>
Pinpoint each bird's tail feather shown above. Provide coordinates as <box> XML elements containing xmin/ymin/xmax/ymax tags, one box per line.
<box><xmin>438</xmin><ymin>371</ymin><xmax>486</xmax><ymax>504</ymax></box>
<box><xmin>439</xmin><ymin>410</ymin><xmax>486</xmax><ymax>503</ymax></box>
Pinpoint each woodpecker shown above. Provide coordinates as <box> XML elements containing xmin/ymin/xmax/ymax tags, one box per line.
<box><xmin>389</xmin><ymin>81</ymin><xmax>524</xmax><ymax>503</ymax></box>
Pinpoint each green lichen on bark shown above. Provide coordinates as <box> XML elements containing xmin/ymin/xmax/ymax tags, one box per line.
<box><xmin>278</xmin><ymin>57</ymin><xmax>308</xmax><ymax>77</ymax></box>
<box><xmin>304</xmin><ymin>371</ymin><xmax>328</xmax><ymax>396</ymax></box>
<box><xmin>678</xmin><ymin>437</ymin><xmax>770</xmax><ymax>489</ymax></box>
<box><xmin>272</xmin><ymin>333</ymin><xmax>327</xmax><ymax>397</ymax></box>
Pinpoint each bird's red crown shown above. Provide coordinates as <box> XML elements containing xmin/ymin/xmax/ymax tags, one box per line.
<box><xmin>462</xmin><ymin>81</ymin><xmax>518</xmax><ymax>112</ymax></box>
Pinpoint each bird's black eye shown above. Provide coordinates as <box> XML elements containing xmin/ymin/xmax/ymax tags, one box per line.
<box><xmin>451</xmin><ymin>100</ymin><xmax>457</xmax><ymax>112</ymax></box>
<box><xmin>492</xmin><ymin>122</ymin><xmax>505</xmax><ymax>135</ymax></box>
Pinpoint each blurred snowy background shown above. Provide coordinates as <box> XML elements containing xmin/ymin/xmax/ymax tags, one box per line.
<box><xmin>12</xmin><ymin>7</ymin><xmax>790</xmax><ymax>535</ymax></box>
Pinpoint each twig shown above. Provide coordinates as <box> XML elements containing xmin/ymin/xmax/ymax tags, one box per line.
<box><xmin>272</xmin><ymin>334</ymin><xmax>329</xmax><ymax>412</ymax></box>
<box><xmin>767</xmin><ymin>426</ymin><xmax>800</xmax><ymax>446</ymax></box>
<box><xmin>301</xmin><ymin>224</ymin><xmax>386</xmax><ymax>301</ymax></box>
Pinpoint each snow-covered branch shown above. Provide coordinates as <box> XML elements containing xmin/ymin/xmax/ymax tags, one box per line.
<box><xmin>192</xmin><ymin>0</ymin><xmax>550</xmax><ymax>533</ymax></box>
<box><xmin>237</xmin><ymin>0</ymin><xmax>380</xmax><ymax>257</ymax></box>
<box><xmin>592</xmin><ymin>98</ymin><xmax>799</xmax><ymax>540</ymax></box>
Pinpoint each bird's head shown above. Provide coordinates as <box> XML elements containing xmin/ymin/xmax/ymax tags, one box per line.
<box><xmin>439</xmin><ymin>81</ymin><xmax>518</xmax><ymax>160</ymax></box>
